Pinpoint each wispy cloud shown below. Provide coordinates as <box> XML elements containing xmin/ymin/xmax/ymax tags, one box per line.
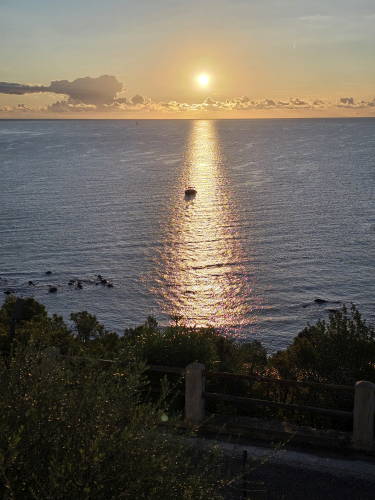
<box><xmin>47</xmin><ymin>101</ymin><xmax>97</xmax><ymax>112</ymax></box>
<box><xmin>0</xmin><ymin>82</ymin><xmax>47</xmax><ymax>95</ymax></box>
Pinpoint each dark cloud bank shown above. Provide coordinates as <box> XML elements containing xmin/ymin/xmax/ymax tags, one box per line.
<box><xmin>0</xmin><ymin>75</ymin><xmax>374</xmax><ymax>113</ymax></box>
<box><xmin>0</xmin><ymin>75</ymin><xmax>122</xmax><ymax>106</ymax></box>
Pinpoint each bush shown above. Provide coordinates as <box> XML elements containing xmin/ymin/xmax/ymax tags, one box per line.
<box><xmin>123</xmin><ymin>318</ymin><xmax>267</xmax><ymax>374</ymax></box>
<box><xmin>0</xmin><ymin>347</ymin><xmax>224</xmax><ymax>500</ymax></box>
<box><xmin>0</xmin><ymin>296</ymin><xmax>76</xmax><ymax>357</ymax></box>
<box><xmin>0</xmin><ymin>296</ymin><xmax>47</xmax><ymax>327</ymax></box>
<box><xmin>269</xmin><ymin>304</ymin><xmax>375</xmax><ymax>385</ymax></box>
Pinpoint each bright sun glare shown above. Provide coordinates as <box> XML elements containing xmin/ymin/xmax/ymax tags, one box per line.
<box><xmin>196</xmin><ymin>73</ymin><xmax>210</xmax><ymax>88</ymax></box>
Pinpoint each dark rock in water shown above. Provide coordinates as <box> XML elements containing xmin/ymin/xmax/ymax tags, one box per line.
<box><xmin>314</xmin><ymin>298</ymin><xmax>327</xmax><ymax>305</ymax></box>
<box><xmin>107</xmin><ymin>283</ymin><xmax>113</xmax><ymax>288</ymax></box>
<box><xmin>48</xmin><ymin>286</ymin><xmax>58</xmax><ymax>293</ymax></box>
<box><xmin>97</xmin><ymin>274</ymin><xmax>110</xmax><ymax>285</ymax></box>
<box><xmin>76</xmin><ymin>282</ymin><xmax>83</xmax><ymax>289</ymax></box>
<box><xmin>45</xmin><ymin>271</ymin><xmax>52</xmax><ymax>275</ymax></box>
<box><xmin>327</xmin><ymin>308</ymin><xmax>338</xmax><ymax>314</ymax></box>
<box><xmin>28</xmin><ymin>280</ymin><xmax>35</xmax><ymax>286</ymax></box>
<box><xmin>68</xmin><ymin>280</ymin><xmax>75</xmax><ymax>286</ymax></box>
<box><xmin>4</xmin><ymin>289</ymin><xmax>14</xmax><ymax>295</ymax></box>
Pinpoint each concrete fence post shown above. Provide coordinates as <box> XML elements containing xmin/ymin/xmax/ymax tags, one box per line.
<box><xmin>353</xmin><ymin>380</ymin><xmax>375</xmax><ymax>451</ymax></box>
<box><xmin>185</xmin><ymin>362</ymin><xmax>205</xmax><ymax>424</ymax></box>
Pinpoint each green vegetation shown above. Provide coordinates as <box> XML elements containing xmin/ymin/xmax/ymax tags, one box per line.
<box><xmin>3</xmin><ymin>296</ymin><xmax>372</xmax><ymax>386</ymax></box>
<box><xmin>0</xmin><ymin>347</ymin><xmax>224</xmax><ymax>499</ymax></box>
<box><xmin>0</xmin><ymin>297</ymin><xmax>226</xmax><ymax>499</ymax></box>
<box><xmin>1</xmin><ymin>295</ymin><xmax>375</xmax><ymax>497</ymax></box>
<box><xmin>124</xmin><ymin>317</ymin><xmax>267</xmax><ymax>373</ymax></box>
<box><xmin>271</xmin><ymin>304</ymin><xmax>375</xmax><ymax>385</ymax></box>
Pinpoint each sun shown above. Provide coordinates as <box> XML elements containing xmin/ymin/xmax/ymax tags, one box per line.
<box><xmin>196</xmin><ymin>73</ymin><xmax>210</xmax><ymax>88</ymax></box>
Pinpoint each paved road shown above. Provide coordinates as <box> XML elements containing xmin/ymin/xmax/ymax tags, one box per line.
<box><xmin>200</xmin><ymin>439</ymin><xmax>375</xmax><ymax>499</ymax></box>
<box><xmin>236</xmin><ymin>461</ymin><xmax>375</xmax><ymax>499</ymax></box>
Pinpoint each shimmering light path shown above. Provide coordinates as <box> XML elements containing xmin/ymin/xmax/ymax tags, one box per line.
<box><xmin>151</xmin><ymin>120</ymin><xmax>257</xmax><ymax>331</ymax></box>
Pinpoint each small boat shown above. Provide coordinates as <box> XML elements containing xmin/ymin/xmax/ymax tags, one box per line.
<box><xmin>184</xmin><ymin>186</ymin><xmax>197</xmax><ymax>196</ymax></box>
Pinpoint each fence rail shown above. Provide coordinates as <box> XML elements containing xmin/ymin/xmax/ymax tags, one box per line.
<box><xmin>148</xmin><ymin>364</ymin><xmax>185</xmax><ymax>375</ymax></box>
<box><xmin>203</xmin><ymin>392</ymin><xmax>353</xmax><ymax>419</ymax></box>
<box><xmin>184</xmin><ymin>362</ymin><xmax>375</xmax><ymax>452</ymax></box>
<box><xmin>207</xmin><ymin>370</ymin><xmax>354</xmax><ymax>392</ymax></box>
<box><xmin>59</xmin><ymin>355</ymin><xmax>374</xmax><ymax>452</ymax></box>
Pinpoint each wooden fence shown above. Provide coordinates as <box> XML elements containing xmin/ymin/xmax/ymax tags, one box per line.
<box><xmin>62</xmin><ymin>355</ymin><xmax>375</xmax><ymax>452</ymax></box>
<box><xmin>182</xmin><ymin>362</ymin><xmax>374</xmax><ymax>452</ymax></box>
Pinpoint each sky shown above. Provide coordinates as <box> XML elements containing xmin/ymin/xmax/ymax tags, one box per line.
<box><xmin>0</xmin><ymin>0</ymin><xmax>374</xmax><ymax>118</ymax></box>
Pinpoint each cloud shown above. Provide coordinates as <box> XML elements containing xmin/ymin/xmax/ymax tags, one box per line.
<box><xmin>0</xmin><ymin>82</ymin><xmax>47</xmax><ymax>95</ymax></box>
<box><xmin>16</xmin><ymin>103</ymin><xmax>32</xmax><ymax>111</ymax></box>
<box><xmin>0</xmin><ymin>75</ymin><xmax>374</xmax><ymax>114</ymax></box>
<box><xmin>339</xmin><ymin>97</ymin><xmax>355</xmax><ymax>107</ymax></box>
<box><xmin>313</xmin><ymin>99</ymin><xmax>326</xmax><ymax>107</ymax></box>
<box><xmin>107</xmin><ymin>94</ymin><xmax>155</xmax><ymax>111</ymax></box>
<box><xmin>0</xmin><ymin>75</ymin><xmax>123</xmax><ymax>106</ymax></box>
<box><xmin>49</xmin><ymin>75</ymin><xmax>122</xmax><ymax>105</ymax></box>
<box><xmin>290</xmin><ymin>98</ymin><xmax>309</xmax><ymax>106</ymax></box>
<box><xmin>179</xmin><ymin>96</ymin><xmax>321</xmax><ymax>111</ymax></box>
<box><xmin>105</xmin><ymin>95</ymin><xmax>375</xmax><ymax>113</ymax></box>
<box><xmin>131</xmin><ymin>94</ymin><xmax>145</xmax><ymax>105</ymax></box>
<box><xmin>0</xmin><ymin>103</ymin><xmax>32</xmax><ymax>113</ymax></box>
<box><xmin>337</xmin><ymin>97</ymin><xmax>375</xmax><ymax>108</ymax></box>
<box><xmin>47</xmin><ymin>100</ymin><xmax>97</xmax><ymax>112</ymax></box>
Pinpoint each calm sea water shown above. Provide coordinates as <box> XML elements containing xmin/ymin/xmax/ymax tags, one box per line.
<box><xmin>0</xmin><ymin>118</ymin><xmax>374</xmax><ymax>351</ymax></box>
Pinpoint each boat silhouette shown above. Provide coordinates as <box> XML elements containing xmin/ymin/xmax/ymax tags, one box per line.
<box><xmin>184</xmin><ymin>186</ymin><xmax>197</xmax><ymax>196</ymax></box>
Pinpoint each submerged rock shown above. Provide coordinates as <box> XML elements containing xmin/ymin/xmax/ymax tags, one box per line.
<box><xmin>45</xmin><ymin>271</ymin><xmax>52</xmax><ymax>275</ymax></box>
<box><xmin>48</xmin><ymin>286</ymin><xmax>58</xmax><ymax>293</ymax></box>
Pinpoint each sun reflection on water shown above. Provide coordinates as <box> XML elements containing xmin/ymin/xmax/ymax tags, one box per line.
<box><xmin>153</xmin><ymin>120</ymin><xmax>255</xmax><ymax>332</ymax></box>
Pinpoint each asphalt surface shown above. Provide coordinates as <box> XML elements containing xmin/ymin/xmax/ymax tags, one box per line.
<box><xmin>201</xmin><ymin>438</ymin><xmax>375</xmax><ymax>500</ymax></box>
<box><xmin>236</xmin><ymin>461</ymin><xmax>375</xmax><ymax>499</ymax></box>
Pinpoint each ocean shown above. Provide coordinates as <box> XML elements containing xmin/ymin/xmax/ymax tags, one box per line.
<box><xmin>0</xmin><ymin>118</ymin><xmax>374</xmax><ymax>351</ymax></box>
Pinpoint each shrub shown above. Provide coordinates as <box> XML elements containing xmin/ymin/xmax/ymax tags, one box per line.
<box><xmin>0</xmin><ymin>297</ymin><xmax>76</xmax><ymax>357</ymax></box>
<box><xmin>123</xmin><ymin>318</ymin><xmax>267</xmax><ymax>374</ymax></box>
<box><xmin>0</xmin><ymin>347</ymin><xmax>224</xmax><ymax>500</ymax></box>
<box><xmin>269</xmin><ymin>304</ymin><xmax>375</xmax><ymax>385</ymax></box>
<box><xmin>0</xmin><ymin>296</ymin><xmax>47</xmax><ymax>327</ymax></box>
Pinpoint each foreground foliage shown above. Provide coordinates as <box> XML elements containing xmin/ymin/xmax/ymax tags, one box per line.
<box><xmin>1</xmin><ymin>294</ymin><xmax>375</xmax><ymax>461</ymax></box>
<box><xmin>0</xmin><ymin>346</ymin><xmax>224</xmax><ymax>500</ymax></box>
